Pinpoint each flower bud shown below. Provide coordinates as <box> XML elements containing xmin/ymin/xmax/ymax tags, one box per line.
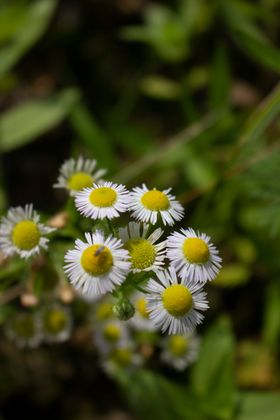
<box><xmin>113</xmin><ymin>297</ymin><xmax>135</xmax><ymax>321</ymax></box>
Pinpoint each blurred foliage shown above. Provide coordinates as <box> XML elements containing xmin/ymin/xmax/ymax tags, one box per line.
<box><xmin>1</xmin><ymin>0</ymin><xmax>280</xmax><ymax>418</ymax></box>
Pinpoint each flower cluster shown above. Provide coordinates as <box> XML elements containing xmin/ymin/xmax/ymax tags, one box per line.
<box><xmin>0</xmin><ymin>156</ymin><xmax>222</xmax><ymax>350</ymax></box>
<box><xmin>58</xmin><ymin>157</ymin><xmax>222</xmax><ymax>335</ymax></box>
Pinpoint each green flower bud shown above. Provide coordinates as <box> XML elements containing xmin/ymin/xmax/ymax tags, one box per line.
<box><xmin>113</xmin><ymin>297</ymin><xmax>135</xmax><ymax>321</ymax></box>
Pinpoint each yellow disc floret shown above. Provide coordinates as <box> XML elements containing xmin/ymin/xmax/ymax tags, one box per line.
<box><xmin>162</xmin><ymin>284</ymin><xmax>192</xmax><ymax>317</ymax></box>
<box><xmin>43</xmin><ymin>310</ymin><xmax>67</xmax><ymax>334</ymax></box>
<box><xmin>125</xmin><ymin>239</ymin><xmax>155</xmax><ymax>270</ymax></box>
<box><xmin>90</xmin><ymin>187</ymin><xmax>117</xmax><ymax>207</ymax></box>
<box><xmin>135</xmin><ymin>296</ymin><xmax>149</xmax><ymax>319</ymax></box>
<box><xmin>141</xmin><ymin>190</ymin><xmax>170</xmax><ymax>211</ymax></box>
<box><xmin>110</xmin><ymin>348</ymin><xmax>132</xmax><ymax>367</ymax></box>
<box><xmin>12</xmin><ymin>220</ymin><xmax>41</xmax><ymax>250</ymax></box>
<box><xmin>81</xmin><ymin>244</ymin><xmax>113</xmax><ymax>275</ymax></box>
<box><xmin>168</xmin><ymin>335</ymin><xmax>188</xmax><ymax>356</ymax></box>
<box><xmin>103</xmin><ymin>323</ymin><xmax>121</xmax><ymax>343</ymax></box>
<box><xmin>68</xmin><ymin>172</ymin><xmax>93</xmax><ymax>191</ymax></box>
<box><xmin>183</xmin><ymin>238</ymin><xmax>209</xmax><ymax>264</ymax></box>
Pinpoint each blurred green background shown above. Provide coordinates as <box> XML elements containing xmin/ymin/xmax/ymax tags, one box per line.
<box><xmin>0</xmin><ymin>0</ymin><xmax>280</xmax><ymax>419</ymax></box>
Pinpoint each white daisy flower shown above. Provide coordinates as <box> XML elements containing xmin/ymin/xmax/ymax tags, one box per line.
<box><xmin>167</xmin><ymin>227</ymin><xmax>222</xmax><ymax>283</ymax></box>
<box><xmin>53</xmin><ymin>156</ymin><xmax>106</xmax><ymax>196</ymax></box>
<box><xmin>41</xmin><ymin>303</ymin><xmax>72</xmax><ymax>343</ymax></box>
<box><xmin>130</xmin><ymin>292</ymin><xmax>157</xmax><ymax>331</ymax></box>
<box><xmin>102</xmin><ymin>345</ymin><xmax>143</xmax><ymax>375</ymax></box>
<box><xmin>161</xmin><ymin>333</ymin><xmax>200</xmax><ymax>371</ymax></box>
<box><xmin>6</xmin><ymin>312</ymin><xmax>42</xmax><ymax>348</ymax></box>
<box><xmin>129</xmin><ymin>184</ymin><xmax>184</xmax><ymax>226</ymax></box>
<box><xmin>0</xmin><ymin>204</ymin><xmax>55</xmax><ymax>259</ymax></box>
<box><xmin>64</xmin><ymin>231</ymin><xmax>131</xmax><ymax>297</ymax></box>
<box><xmin>146</xmin><ymin>267</ymin><xmax>208</xmax><ymax>335</ymax></box>
<box><xmin>94</xmin><ymin>319</ymin><xmax>130</xmax><ymax>354</ymax></box>
<box><xmin>75</xmin><ymin>181</ymin><xmax>130</xmax><ymax>220</ymax></box>
<box><xmin>118</xmin><ymin>222</ymin><xmax>166</xmax><ymax>273</ymax></box>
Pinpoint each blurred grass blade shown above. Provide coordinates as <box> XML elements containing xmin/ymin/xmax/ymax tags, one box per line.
<box><xmin>69</xmin><ymin>102</ymin><xmax>117</xmax><ymax>171</ymax></box>
<box><xmin>233</xmin><ymin>30</ymin><xmax>280</xmax><ymax>73</ymax></box>
<box><xmin>191</xmin><ymin>317</ymin><xmax>236</xmax><ymax>419</ymax></box>
<box><xmin>209</xmin><ymin>43</ymin><xmax>230</xmax><ymax>110</ymax></box>
<box><xmin>230</xmin><ymin>82</ymin><xmax>280</xmax><ymax>164</ymax></box>
<box><xmin>263</xmin><ymin>280</ymin><xmax>280</xmax><ymax>350</ymax></box>
<box><xmin>0</xmin><ymin>0</ymin><xmax>57</xmax><ymax>78</ymax></box>
<box><xmin>0</xmin><ymin>89</ymin><xmax>80</xmax><ymax>152</ymax></box>
<box><xmin>116</xmin><ymin>112</ymin><xmax>220</xmax><ymax>183</ymax></box>
<box><xmin>237</xmin><ymin>392</ymin><xmax>280</xmax><ymax>420</ymax></box>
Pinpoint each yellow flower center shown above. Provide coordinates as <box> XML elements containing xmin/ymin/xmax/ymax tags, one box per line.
<box><xmin>90</xmin><ymin>187</ymin><xmax>117</xmax><ymax>207</ymax></box>
<box><xmin>68</xmin><ymin>172</ymin><xmax>93</xmax><ymax>191</ymax></box>
<box><xmin>81</xmin><ymin>244</ymin><xmax>113</xmax><ymax>275</ymax></box>
<box><xmin>43</xmin><ymin>310</ymin><xmax>67</xmax><ymax>334</ymax></box>
<box><xmin>141</xmin><ymin>190</ymin><xmax>170</xmax><ymax>211</ymax></box>
<box><xmin>96</xmin><ymin>303</ymin><xmax>113</xmax><ymax>320</ymax></box>
<box><xmin>124</xmin><ymin>239</ymin><xmax>155</xmax><ymax>270</ymax></box>
<box><xmin>168</xmin><ymin>335</ymin><xmax>188</xmax><ymax>356</ymax></box>
<box><xmin>103</xmin><ymin>323</ymin><xmax>121</xmax><ymax>343</ymax></box>
<box><xmin>110</xmin><ymin>348</ymin><xmax>132</xmax><ymax>367</ymax></box>
<box><xmin>12</xmin><ymin>220</ymin><xmax>41</xmax><ymax>250</ymax></box>
<box><xmin>162</xmin><ymin>284</ymin><xmax>192</xmax><ymax>317</ymax></box>
<box><xmin>12</xmin><ymin>314</ymin><xmax>35</xmax><ymax>338</ymax></box>
<box><xmin>183</xmin><ymin>238</ymin><xmax>210</xmax><ymax>264</ymax></box>
<box><xmin>135</xmin><ymin>296</ymin><xmax>149</xmax><ymax>319</ymax></box>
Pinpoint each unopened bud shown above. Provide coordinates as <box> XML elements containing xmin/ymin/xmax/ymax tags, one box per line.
<box><xmin>113</xmin><ymin>297</ymin><xmax>135</xmax><ymax>321</ymax></box>
<box><xmin>21</xmin><ymin>293</ymin><xmax>39</xmax><ymax>307</ymax></box>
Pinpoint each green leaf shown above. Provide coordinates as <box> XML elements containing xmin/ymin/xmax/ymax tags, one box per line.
<box><xmin>117</xmin><ymin>369</ymin><xmax>204</xmax><ymax>420</ymax></box>
<box><xmin>237</xmin><ymin>392</ymin><xmax>280</xmax><ymax>420</ymax></box>
<box><xmin>191</xmin><ymin>317</ymin><xmax>236</xmax><ymax>419</ymax></box>
<box><xmin>0</xmin><ymin>0</ymin><xmax>57</xmax><ymax>78</ymax></box>
<box><xmin>0</xmin><ymin>89</ymin><xmax>80</xmax><ymax>152</ymax></box>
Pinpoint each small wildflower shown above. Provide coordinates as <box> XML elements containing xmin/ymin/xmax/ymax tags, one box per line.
<box><xmin>94</xmin><ymin>320</ymin><xmax>130</xmax><ymax>354</ymax></box>
<box><xmin>6</xmin><ymin>312</ymin><xmax>42</xmax><ymax>348</ymax></box>
<box><xmin>161</xmin><ymin>333</ymin><xmax>200</xmax><ymax>371</ymax></box>
<box><xmin>130</xmin><ymin>184</ymin><xmax>184</xmax><ymax>226</ymax></box>
<box><xmin>64</xmin><ymin>231</ymin><xmax>131</xmax><ymax>297</ymax></box>
<box><xmin>119</xmin><ymin>222</ymin><xmax>166</xmax><ymax>273</ymax></box>
<box><xmin>0</xmin><ymin>204</ymin><xmax>54</xmax><ymax>259</ymax></box>
<box><xmin>146</xmin><ymin>267</ymin><xmax>208</xmax><ymax>335</ymax></box>
<box><xmin>75</xmin><ymin>181</ymin><xmax>130</xmax><ymax>220</ymax></box>
<box><xmin>41</xmin><ymin>303</ymin><xmax>72</xmax><ymax>343</ymax></box>
<box><xmin>54</xmin><ymin>156</ymin><xmax>106</xmax><ymax>196</ymax></box>
<box><xmin>167</xmin><ymin>228</ymin><xmax>221</xmax><ymax>283</ymax></box>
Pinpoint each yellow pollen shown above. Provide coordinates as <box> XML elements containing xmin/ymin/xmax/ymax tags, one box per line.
<box><xmin>110</xmin><ymin>348</ymin><xmax>132</xmax><ymax>367</ymax></box>
<box><xmin>103</xmin><ymin>323</ymin><xmax>121</xmax><ymax>342</ymax></box>
<box><xmin>124</xmin><ymin>239</ymin><xmax>155</xmax><ymax>270</ymax></box>
<box><xmin>168</xmin><ymin>335</ymin><xmax>188</xmax><ymax>356</ymax></box>
<box><xmin>43</xmin><ymin>310</ymin><xmax>67</xmax><ymax>334</ymax></box>
<box><xmin>141</xmin><ymin>190</ymin><xmax>170</xmax><ymax>211</ymax></box>
<box><xmin>90</xmin><ymin>187</ymin><xmax>117</xmax><ymax>207</ymax></box>
<box><xmin>183</xmin><ymin>238</ymin><xmax>209</xmax><ymax>264</ymax></box>
<box><xmin>162</xmin><ymin>284</ymin><xmax>192</xmax><ymax>317</ymax></box>
<box><xmin>81</xmin><ymin>244</ymin><xmax>113</xmax><ymax>275</ymax></box>
<box><xmin>135</xmin><ymin>297</ymin><xmax>149</xmax><ymax>319</ymax></box>
<box><xmin>12</xmin><ymin>220</ymin><xmax>40</xmax><ymax>250</ymax></box>
<box><xmin>68</xmin><ymin>172</ymin><xmax>93</xmax><ymax>191</ymax></box>
<box><xmin>96</xmin><ymin>303</ymin><xmax>113</xmax><ymax>320</ymax></box>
